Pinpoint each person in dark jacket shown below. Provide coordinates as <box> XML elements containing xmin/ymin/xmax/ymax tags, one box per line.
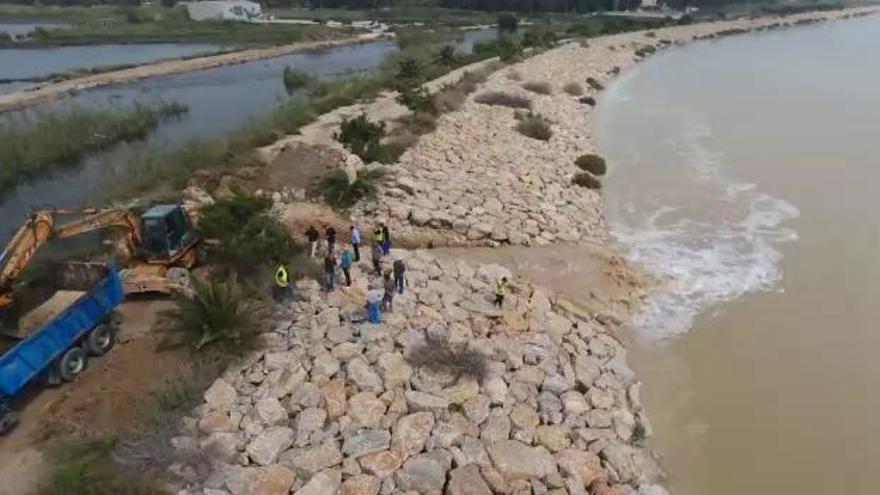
<box><xmin>371</xmin><ymin>244</ymin><xmax>383</xmax><ymax>276</ymax></box>
<box><xmin>381</xmin><ymin>223</ymin><xmax>391</xmax><ymax>256</ymax></box>
<box><xmin>306</xmin><ymin>225</ymin><xmax>319</xmax><ymax>258</ymax></box>
<box><xmin>325</xmin><ymin>225</ymin><xmax>337</xmax><ymax>254</ymax></box>
<box><xmin>323</xmin><ymin>254</ymin><xmax>336</xmax><ymax>291</ymax></box>
<box><xmin>382</xmin><ymin>272</ymin><xmax>395</xmax><ymax>312</ymax></box>
<box><xmin>392</xmin><ymin>259</ymin><xmax>406</xmax><ymax>294</ymax></box>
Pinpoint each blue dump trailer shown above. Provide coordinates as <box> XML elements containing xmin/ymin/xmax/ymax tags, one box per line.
<box><xmin>0</xmin><ymin>263</ymin><xmax>124</xmax><ymax>433</ymax></box>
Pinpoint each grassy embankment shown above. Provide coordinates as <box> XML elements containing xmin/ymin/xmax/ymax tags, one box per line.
<box><xmin>0</xmin><ymin>101</ymin><xmax>187</xmax><ymax>194</ymax></box>
<box><xmin>99</xmin><ymin>22</ymin><xmax>518</xmax><ymax>203</ymax></box>
<box><xmin>0</xmin><ymin>4</ymin><xmax>353</xmax><ymax>46</ymax></box>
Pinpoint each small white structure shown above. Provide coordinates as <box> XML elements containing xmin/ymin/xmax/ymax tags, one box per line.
<box><xmin>640</xmin><ymin>0</ymin><xmax>659</xmax><ymax>8</ymax></box>
<box><xmin>183</xmin><ymin>1</ymin><xmax>262</xmax><ymax>22</ymax></box>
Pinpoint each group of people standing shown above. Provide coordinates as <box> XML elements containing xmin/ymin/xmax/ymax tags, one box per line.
<box><xmin>300</xmin><ymin>222</ymin><xmax>406</xmax><ymax>324</ymax></box>
<box><xmin>275</xmin><ymin>222</ymin><xmax>510</xmax><ymax>321</ymax></box>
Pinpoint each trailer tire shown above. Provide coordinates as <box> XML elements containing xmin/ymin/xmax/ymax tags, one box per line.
<box><xmin>86</xmin><ymin>324</ymin><xmax>115</xmax><ymax>356</ymax></box>
<box><xmin>58</xmin><ymin>347</ymin><xmax>86</xmax><ymax>382</ymax></box>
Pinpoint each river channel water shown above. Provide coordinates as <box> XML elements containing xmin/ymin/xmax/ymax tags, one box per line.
<box><xmin>598</xmin><ymin>13</ymin><xmax>880</xmax><ymax>495</ymax></box>
<box><xmin>0</xmin><ymin>27</ymin><xmax>497</xmax><ymax>243</ymax></box>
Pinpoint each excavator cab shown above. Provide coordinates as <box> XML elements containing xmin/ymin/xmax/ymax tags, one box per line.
<box><xmin>140</xmin><ymin>205</ymin><xmax>197</xmax><ymax>263</ymax></box>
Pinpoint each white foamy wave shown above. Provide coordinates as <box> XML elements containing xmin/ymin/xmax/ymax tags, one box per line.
<box><xmin>611</xmin><ymin>117</ymin><xmax>799</xmax><ymax>340</ymax></box>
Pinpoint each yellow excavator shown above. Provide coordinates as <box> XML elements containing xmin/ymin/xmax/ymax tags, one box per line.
<box><xmin>0</xmin><ymin>204</ymin><xmax>201</xmax><ymax>313</ymax></box>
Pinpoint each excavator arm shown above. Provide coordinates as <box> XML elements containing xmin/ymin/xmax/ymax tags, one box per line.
<box><xmin>0</xmin><ymin>208</ymin><xmax>143</xmax><ymax>311</ymax></box>
<box><xmin>0</xmin><ymin>211</ymin><xmax>56</xmax><ymax>310</ymax></box>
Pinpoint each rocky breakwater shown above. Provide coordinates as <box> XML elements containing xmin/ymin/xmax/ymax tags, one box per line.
<box><xmin>169</xmin><ymin>250</ymin><xmax>664</xmax><ymax>495</ymax></box>
<box><xmin>351</xmin><ymin>7</ymin><xmax>877</xmax><ymax>248</ymax></box>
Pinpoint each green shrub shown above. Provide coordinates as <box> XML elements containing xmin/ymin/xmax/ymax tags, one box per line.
<box><xmin>563</xmin><ymin>82</ymin><xmax>584</xmax><ymax>96</ymax></box>
<box><xmin>38</xmin><ymin>439</ymin><xmax>168</xmax><ymax>495</ymax></box>
<box><xmin>396</xmin><ymin>85</ymin><xmax>437</xmax><ymax>114</ymax></box>
<box><xmin>474</xmin><ymin>35</ymin><xmax>522</xmax><ymax>62</ymax></box>
<box><xmin>586</xmin><ymin>77</ymin><xmax>605</xmax><ymax>91</ymax></box>
<box><xmin>522</xmin><ymin>26</ymin><xmax>558</xmax><ymax>48</ymax></box>
<box><xmin>496</xmin><ymin>35</ymin><xmax>522</xmax><ymax>62</ymax></box>
<box><xmin>522</xmin><ymin>81</ymin><xmax>552</xmax><ymax>95</ymax></box>
<box><xmin>158</xmin><ymin>276</ymin><xmax>258</xmax><ymax>352</ymax></box>
<box><xmin>514</xmin><ymin>111</ymin><xmax>552</xmax><ymax>141</ymax></box>
<box><xmin>197</xmin><ymin>193</ymin><xmax>295</xmax><ymax>272</ymax></box>
<box><xmin>335</xmin><ymin>114</ymin><xmax>387</xmax><ymax>162</ymax></box>
<box><xmin>395</xmin><ymin>57</ymin><xmax>425</xmax><ymax>88</ymax></box>
<box><xmin>575</xmin><ymin>154</ymin><xmax>607</xmax><ymax>175</ymax></box>
<box><xmin>579</xmin><ymin>96</ymin><xmax>597</xmax><ymax>107</ymax></box>
<box><xmin>437</xmin><ymin>45</ymin><xmax>457</xmax><ymax>66</ymax></box>
<box><xmin>497</xmin><ymin>13</ymin><xmax>519</xmax><ymax>33</ymax></box>
<box><xmin>572</xmin><ymin>172</ymin><xmax>602</xmax><ymax>189</ymax></box>
<box><xmin>282</xmin><ymin>66</ymin><xmax>313</xmax><ymax>91</ymax></box>
<box><xmin>317</xmin><ymin>168</ymin><xmax>384</xmax><ymax>210</ymax></box>
<box><xmin>474</xmin><ymin>91</ymin><xmax>531</xmax><ymax>110</ymax></box>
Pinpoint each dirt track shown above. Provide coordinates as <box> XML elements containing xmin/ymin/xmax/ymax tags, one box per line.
<box><xmin>0</xmin><ymin>300</ymin><xmax>184</xmax><ymax>495</ymax></box>
<box><xmin>0</xmin><ymin>32</ymin><xmax>389</xmax><ymax>114</ymax></box>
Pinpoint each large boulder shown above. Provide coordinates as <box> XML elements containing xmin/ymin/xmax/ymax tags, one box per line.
<box><xmin>247</xmin><ymin>426</ymin><xmax>295</xmax><ymax>466</ymax></box>
<box><xmin>487</xmin><ymin>440</ymin><xmax>556</xmax><ymax>480</ymax></box>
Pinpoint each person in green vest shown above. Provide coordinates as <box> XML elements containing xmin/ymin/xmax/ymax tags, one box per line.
<box><xmin>493</xmin><ymin>277</ymin><xmax>509</xmax><ymax>308</ymax></box>
<box><xmin>273</xmin><ymin>262</ymin><xmax>292</xmax><ymax>302</ymax></box>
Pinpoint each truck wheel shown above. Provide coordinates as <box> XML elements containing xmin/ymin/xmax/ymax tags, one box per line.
<box><xmin>86</xmin><ymin>324</ymin><xmax>115</xmax><ymax>356</ymax></box>
<box><xmin>0</xmin><ymin>411</ymin><xmax>19</xmax><ymax>435</ymax></box>
<box><xmin>58</xmin><ymin>347</ymin><xmax>86</xmax><ymax>382</ymax></box>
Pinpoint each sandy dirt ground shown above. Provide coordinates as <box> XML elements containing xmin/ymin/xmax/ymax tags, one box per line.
<box><xmin>0</xmin><ymin>32</ymin><xmax>388</xmax><ymax>114</ymax></box>
<box><xmin>0</xmin><ymin>299</ymin><xmax>185</xmax><ymax>495</ymax></box>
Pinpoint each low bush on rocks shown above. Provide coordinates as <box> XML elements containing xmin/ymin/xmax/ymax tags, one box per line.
<box><xmin>575</xmin><ymin>153</ymin><xmax>607</xmax><ymax>175</ymax></box>
<box><xmin>474</xmin><ymin>91</ymin><xmax>532</xmax><ymax>110</ymax></box>
<box><xmin>436</xmin><ymin>67</ymin><xmax>493</xmax><ymax>113</ymax></box>
<box><xmin>317</xmin><ymin>168</ymin><xmax>385</xmax><ymax>210</ymax></box>
<box><xmin>396</xmin><ymin>85</ymin><xmax>437</xmax><ymax>114</ymax></box>
<box><xmin>515</xmin><ymin>111</ymin><xmax>553</xmax><ymax>141</ymax></box>
<box><xmin>158</xmin><ymin>276</ymin><xmax>258</xmax><ymax>352</ymax></box>
<box><xmin>586</xmin><ymin>77</ymin><xmax>605</xmax><ymax>91</ymax></box>
<box><xmin>405</xmin><ymin>336</ymin><xmax>489</xmax><ymax>382</ymax></box>
<box><xmin>579</xmin><ymin>95</ymin><xmax>597</xmax><ymax>107</ymax></box>
<box><xmin>505</xmin><ymin>70</ymin><xmax>522</xmax><ymax>81</ymax></box>
<box><xmin>335</xmin><ymin>113</ymin><xmax>388</xmax><ymax>163</ymax></box>
<box><xmin>563</xmin><ymin>82</ymin><xmax>584</xmax><ymax>96</ymax></box>
<box><xmin>572</xmin><ymin>172</ymin><xmax>602</xmax><ymax>189</ymax></box>
<box><xmin>522</xmin><ymin>80</ymin><xmax>553</xmax><ymax>95</ymax></box>
<box><xmin>635</xmin><ymin>45</ymin><xmax>657</xmax><ymax>57</ymax></box>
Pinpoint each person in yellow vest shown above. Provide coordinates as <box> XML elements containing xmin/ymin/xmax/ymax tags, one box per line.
<box><xmin>493</xmin><ymin>277</ymin><xmax>509</xmax><ymax>308</ymax></box>
<box><xmin>273</xmin><ymin>263</ymin><xmax>291</xmax><ymax>302</ymax></box>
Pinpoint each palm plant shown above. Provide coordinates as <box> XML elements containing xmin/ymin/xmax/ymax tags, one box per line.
<box><xmin>158</xmin><ymin>276</ymin><xmax>257</xmax><ymax>352</ymax></box>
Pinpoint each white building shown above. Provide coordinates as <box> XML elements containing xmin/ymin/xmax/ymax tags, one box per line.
<box><xmin>183</xmin><ymin>1</ymin><xmax>262</xmax><ymax>22</ymax></box>
<box><xmin>640</xmin><ymin>0</ymin><xmax>659</xmax><ymax>8</ymax></box>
